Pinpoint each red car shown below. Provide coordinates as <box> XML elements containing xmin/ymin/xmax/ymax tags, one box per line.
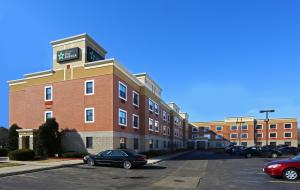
<box><xmin>263</xmin><ymin>155</ymin><xmax>300</xmax><ymax>180</ymax></box>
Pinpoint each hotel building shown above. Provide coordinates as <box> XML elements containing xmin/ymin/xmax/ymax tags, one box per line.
<box><xmin>190</xmin><ymin>117</ymin><xmax>298</xmax><ymax>149</ymax></box>
<box><xmin>8</xmin><ymin>34</ymin><xmax>188</xmax><ymax>154</ymax></box>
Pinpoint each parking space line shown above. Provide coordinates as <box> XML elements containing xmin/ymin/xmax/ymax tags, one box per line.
<box><xmin>268</xmin><ymin>180</ymin><xmax>300</xmax><ymax>184</ymax></box>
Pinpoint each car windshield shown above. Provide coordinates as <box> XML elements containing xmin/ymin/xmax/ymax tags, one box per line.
<box><xmin>291</xmin><ymin>155</ymin><xmax>300</xmax><ymax>161</ymax></box>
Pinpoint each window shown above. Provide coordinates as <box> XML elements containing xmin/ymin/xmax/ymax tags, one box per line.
<box><xmin>45</xmin><ymin>111</ymin><xmax>53</xmax><ymax>121</ymax></box>
<box><xmin>216</xmin><ymin>126</ymin><xmax>223</xmax><ymax>131</ymax></box>
<box><xmin>284</xmin><ymin>132</ymin><xmax>292</xmax><ymax>138</ymax></box>
<box><xmin>167</xmin><ymin>127</ymin><xmax>170</xmax><ymax>136</ymax></box>
<box><xmin>149</xmin><ymin>118</ymin><xmax>154</xmax><ymax>131</ymax></box>
<box><xmin>85</xmin><ymin>80</ymin><xmax>94</xmax><ymax>95</ymax></box>
<box><xmin>154</xmin><ymin>121</ymin><xmax>159</xmax><ymax>132</ymax></box>
<box><xmin>44</xmin><ymin>86</ymin><xmax>53</xmax><ymax>101</ymax></box>
<box><xmin>192</xmin><ymin>134</ymin><xmax>199</xmax><ymax>139</ymax></box>
<box><xmin>230</xmin><ymin>133</ymin><xmax>238</xmax><ymax>139</ymax></box>
<box><xmin>132</xmin><ymin>114</ymin><xmax>139</xmax><ymax>128</ymax></box>
<box><xmin>269</xmin><ymin>132</ymin><xmax>277</xmax><ymax>138</ymax></box>
<box><xmin>241</xmin><ymin>133</ymin><xmax>248</xmax><ymax>139</ymax></box>
<box><xmin>192</xmin><ymin>127</ymin><xmax>199</xmax><ymax>132</ymax></box>
<box><xmin>119</xmin><ymin>109</ymin><xmax>127</xmax><ymax>126</ymax></box>
<box><xmin>204</xmin><ymin>126</ymin><xmax>210</xmax><ymax>133</ymax></box>
<box><xmin>149</xmin><ymin>139</ymin><xmax>153</xmax><ymax>149</ymax></box>
<box><xmin>163</xmin><ymin>141</ymin><xmax>167</xmax><ymax>148</ymax></box>
<box><xmin>256</xmin><ymin>142</ymin><xmax>262</xmax><ymax>146</ymax></box>
<box><xmin>134</xmin><ymin>138</ymin><xmax>139</xmax><ymax>150</ymax></box>
<box><xmin>163</xmin><ymin>111</ymin><xmax>167</xmax><ymax>121</ymax></box>
<box><xmin>156</xmin><ymin>140</ymin><xmax>159</xmax><ymax>148</ymax></box>
<box><xmin>86</xmin><ymin>137</ymin><xmax>93</xmax><ymax>148</ymax></box>
<box><xmin>284</xmin><ymin>141</ymin><xmax>291</xmax><ymax>146</ymax></box>
<box><xmin>241</xmin><ymin>125</ymin><xmax>248</xmax><ymax>130</ymax></box>
<box><xmin>216</xmin><ymin>134</ymin><xmax>223</xmax><ymax>140</ymax></box>
<box><xmin>120</xmin><ymin>137</ymin><xmax>126</xmax><ymax>149</ymax></box>
<box><xmin>154</xmin><ymin>103</ymin><xmax>159</xmax><ymax>115</ymax></box>
<box><xmin>148</xmin><ymin>99</ymin><xmax>154</xmax><ymax>112</ymax></box>
<box><xmin>111</xmin><ymin>150</ymin><xmax>127</xmax><ymax>156</ymax></box>
<box><xmin>269</xmin><ymin>124</ymin><xmax>277</xmax><ymax>129</ymax></box>
<box><xmin>230</xmin><ymin>125</ymin><xmax>238</xmax><ymax>131</ymax></box>
<box><xmin>132</xmin><ymin>91</ymin><xmax>139</xmax><ymax>107</ymax></box>
<box><xmin>241</xmin><ymin>142</ymin><xmax>247</xmax><ymax>147</ymax></box>
<box><xmin>284</xmin><ymin>123</ymin><xmax>292</xmax><ymax>129</ymax></box>
<box><xmin>204</xmin><ymin>134</ymin><xmax>211</xmax><ymax>139</ymax></box>
<box><xmin>163</xmin><ymin>126</ymin><xmax>167</xmax><ymax>135</ymax></box>
<box><xmin>255</xmin><ymin>124</ymin><xmax>263</xmax><ymax>130</ymax></box>
<box><xmin>167</xmin><ymin>114</ymin><xmax>170</xmax><ymax>122</ymax></box>
<box><xmin>256</xmin><ymin>133</ymin><xmax>263</xmax><ymax>138</ymax></box>
<box><xmin>85</xmin><ymin>108</ymin><xmax>94</xmax><ymax>123</ymax></box>
<box><xmin>119</xmin><ymin>81</ymin><xmax>127</xmax><ymax>101</ymax></box>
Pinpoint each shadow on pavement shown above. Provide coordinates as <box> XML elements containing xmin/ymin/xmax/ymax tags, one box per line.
<box><xmin>168</xmin><ymin>150</ymin><xmax>243</xmax><ymax>161</ymax></box>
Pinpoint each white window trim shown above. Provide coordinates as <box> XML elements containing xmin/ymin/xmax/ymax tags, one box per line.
<box><xmin>284</xmin><ymin>132</ymin><xmax>292</xmax><ymax>138</ymax></box>
<box><xmin>132</xmin><ymin>114</ymin><xmax>139</xmax><ymax>129</ymax></box>
<box><xmin>256</xmin><ymin>133</ymin><xmax>263</xmax><ymax>138</ymax></box>
<box><xmin>241</xmin><ymin>125</ymin><xmax>248</xmax><ymax>130</ymax></box>
<box><xmin>240</xmin><ymin>133</ymin><xmax>248</xmax><ymax>139</ymax></box>
<box><xmin>148</xmin><ymin>99</ymin><xmax>154</xmax><ymax>112</ymax></box>
<box><xmin>269</xmin><ymin>132</ymin><xmax>277</xmax><ymax>138</ymax></box>
<box><xmin>162</xmin><ymin>111</ymin><xmax>167</xmax><ymax>121</ymax></box>
<box><xmin>85</xmin><ymin>80</ymin><xmax>94</xmax><ymax>95</ymax></box>
<box><xmin>163</xmin><ymin>126</ymin><xmax>167</xmax><ymax>135</ymax></box>
<box><xmin>230</xmin><ymin>125</ymin><xmax>238</xmax><ymax>131</ymax></box>
<box><xmin>154</xmin><ymin>103</ymin><xmax>159</xmax><ymax>115</ymax></box>
<box><xmin>44</xmin><ymin>85</ymin><xmax>53</xmax><ymax>101</ymax></box>
<box><xmin>255</xmin><ymin>124</ymin><xmax>263</xmax><ymax>130</ymax></box>
<box><xmin>85</xmin><ymin>107</ymin><xmax>95</xmax><ymax>123</ymax></box>
<box><xmin>149</xmin><ymin>118</ymin><xmax>154</xmax><ymax>131</ymax></box>
<box><xmin>44</xmin><ymin>111</ymin><xmax>53</xmax><ymax>121</ymax></box>
<box><xmin>216</xmin><ymin>126</ymin><xmax>223</xmax><ymax>131</ymax></box>
<box><xmin>230</xmin><ymin>133</ymin><xmax>238</xmax><ymax>139</ymax></box>
<box><xmin>284</xmin><ymin>123</ymin><xmax>293</xmax><ymax>129</ymax></box>
<box><xmin>118</xmin><ymin>108</ymin><xmax>127</xmax><ymax>126</ymax></box>
<box><xmin>118</xmin><ymin>81</ymin><xmax>127</xmax><ymax>101</ymax></box>
<box><xmin>154</xmin><ymin>120</ymin><xmax>159</xmax><ymax>132</ymax></box>
<box><xmin>269</xmin><ymin>124</ymin><xmax>277</xmax><ymax>130</ymax></box>
<box><xmin>132</xmin><ymin>91</ymin><xmax>139</xmax><ymax>107</ymax></box>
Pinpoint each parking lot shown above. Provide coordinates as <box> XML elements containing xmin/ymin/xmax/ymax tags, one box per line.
<box><xmin>0</xmin><ymin>151</ymin><xmax>299</xmax><ymax>190</ymax></box>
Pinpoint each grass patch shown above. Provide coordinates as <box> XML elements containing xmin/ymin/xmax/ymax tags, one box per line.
<box><xmin>0</xmin><ymin>163</ymin><xmax>22</xmax><ymax>168</ymax></box>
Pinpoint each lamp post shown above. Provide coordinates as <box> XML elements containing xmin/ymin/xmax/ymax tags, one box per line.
<box><xmin>259</xmin><ymin>109</ymin><xmax>275</xmax><ymax>146</ymax></box>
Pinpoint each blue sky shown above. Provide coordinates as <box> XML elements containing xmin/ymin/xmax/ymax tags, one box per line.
<box><xmin>1</xmin><ymin>0</ymin><xmax>300</xmax><ymax>128</ymax></box>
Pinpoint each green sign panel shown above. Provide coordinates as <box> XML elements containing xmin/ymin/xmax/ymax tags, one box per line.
<box><xmin>57</xmin><ymin>48</ymin><xmax>80</xmax><ymax>63</ymax></box>
<box><xmin>87</xmin><ymin>46</ymin><xmax>104</xmax><ymax>62</ymax></box>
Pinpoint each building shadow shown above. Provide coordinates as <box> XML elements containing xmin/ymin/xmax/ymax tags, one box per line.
<box><xmin>60</xmin><ymin>128</ymin><xmax>87</xmax><ymax>153</ymax></box>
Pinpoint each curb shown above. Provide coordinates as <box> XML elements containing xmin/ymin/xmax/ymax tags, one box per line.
<box><xmin>147</xmin><ymin>150</ymin><xmax>193</xmax><ymax>165</ymax></box>
<box><xmin>0</xmin><ymin>163</ymin><xmax>83</xmax><ymax>178</ymax></box>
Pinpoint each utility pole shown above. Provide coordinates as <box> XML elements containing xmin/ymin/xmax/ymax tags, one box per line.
<box><xmin>236</xmin><ymin>117</ymin><xmax>245</xmax><ymax>146</ymax></box>
<box><xmin>259</xmin><ymin>109</ymin><xmax>275</xmax><ymax>146</ymax></box>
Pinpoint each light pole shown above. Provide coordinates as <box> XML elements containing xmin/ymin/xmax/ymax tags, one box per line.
<box><xmin>259</xmin><ymin>109</ymin><xmax>275</xmax><ymax>146</ymax></box>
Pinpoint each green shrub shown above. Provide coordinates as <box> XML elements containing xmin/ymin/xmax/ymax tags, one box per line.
<box><xmin>61</xmin><ymin>152</ymin><xmax>87</xmax><ymax>158</ymax></box>
<box><xmin>0</xmin><ymin>148</ymin><xmax>8</xmax><ymax>157</ymax></box>
<box><xmin>8</xmin><ymin>149</ymin><xmax>35</xmax><ymax>161</ymax></box>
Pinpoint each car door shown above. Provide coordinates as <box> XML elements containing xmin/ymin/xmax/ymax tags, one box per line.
<box><xmin>110</xmin><ymin>150</ymin><xmax>127</xmax><ymax>165</ymax></box>
<box><xmin>95</xmin><ymin>150</ymin><xmax>113</xmax><ymax>164</ymax></box>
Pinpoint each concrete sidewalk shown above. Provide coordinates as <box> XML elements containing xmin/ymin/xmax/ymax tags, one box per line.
<box><xmin>0</xmin><ymin>159</ymin><xmax>82</xmax><ymax>178</ymax></box>
<box><xmin>147</xmin><ymin>150</ymin><xmax>193</xmax><ymax>165</ymax></box>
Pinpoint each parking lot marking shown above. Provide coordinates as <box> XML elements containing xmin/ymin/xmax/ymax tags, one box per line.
<box><xmin>268</xmin><ymin>180</ymin><xmax>300</xmax><ymax>184</ymax></box>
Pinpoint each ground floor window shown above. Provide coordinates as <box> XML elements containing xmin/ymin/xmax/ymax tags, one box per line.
<box><xmin>156</xmin><ymin>140</ymin><xmax>159</xmax><ymax>148</ymax></box>
<box><xmin>269</xmin><ymin>142</ymin><xmax>276</xmax><ymax>146</ymax></box>
<box><xmin>134</xmin><ymin>138</ymin><xmax>139</xmax><ymax>150</ymax></box>
<box><xmin>149</xmin><ymin>139</ymin><xmax>153</xmax><ymax>149</ymax></box>
<box><xmin>86</xmin><ymin>137</ymin><xmax>93</xmax><ymax>149</ymax></box>
<box><xmin>241</xmin><ymin>142</ymin><xmax>247</xmax><ymax>147</ymax></box>
<box><xmin>120</xmin><ymin>137</ymin><xmax>126</xmax><ymax>149</ymax></box>
<box><xmin>284</xmin><ymin>141</ymin><xmax>291</xmax><ymax>146</ymax></box>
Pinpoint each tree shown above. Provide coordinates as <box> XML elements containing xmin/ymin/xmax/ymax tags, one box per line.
<box><xmin>7</xmin><ymin>124</ymin><xmax>21</xmax><ymax>151</ymax></box>
<box><xmin>35</xmin><ymin>118</ymin><xmax>60</xmax><ymax>157</ymax></box>
<box><xmin>0</xmin><ymin>127</ymin><xmax>9</xmax><ymax>148</ymax></box>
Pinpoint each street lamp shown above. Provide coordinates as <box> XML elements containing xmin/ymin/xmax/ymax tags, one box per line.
<box><xmin>259</xmin><ymin>109</ymin><xmax>275</xmax><ymax>146</ymax></box>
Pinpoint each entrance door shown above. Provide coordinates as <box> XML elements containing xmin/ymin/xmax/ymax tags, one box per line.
<box><xmin>22</xmin><ymin>136</ymin><xmax>30</xmax><ymax>149</ymax></box>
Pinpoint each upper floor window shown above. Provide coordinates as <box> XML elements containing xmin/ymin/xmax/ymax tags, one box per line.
<box><xmin>132</xmin><ymin>114</ymin><xmax>139</xmax><ymax>129</ymax></box>
<box><xmin>230</xmin><ymin>125</ymin><xmax>238</xmax><ymax>131</ymax></box>
<box><xmin>167</xmin><ymin>127</ymin><xmax>170</xmax><ymax>136</ymax></box>
<box><xmin>241</xmin><ymin>133</ymin><xmax>248</xmax><ymax>139</ymax></box>
<box><xmin>269</xmin><ymin>124</ymin><xmax>277</xmax><ymax>129</ymax></box>
<box><xmin>85</xmin><ymin>108</ymin><xmax>94</xmax><ymax>123</ymax></box>
<box><xmin>204</xmin><ymin>126</ymin><xmax>210</xmax><ymax>133</ymax></box>
<box><xmin>230</xmin><ymin>133</ymin><xmax>238</xmax><ymax>139</ymax></box>
<box><xmin>269</xmin><ymin>132</ymin><xmax>277</xmax><ymax>138</ymax></box>
<box><xmin>192</xmin><ymin>127</ymin><xmax>199</xmax><ymax>132</ymax></box>
<box><xmin>167</xmin><ymin>114</ymin><xmax>170</xmax><ymax>123</ymax></box>
<box><xmin>216</xmin><ymin>134</ymin><xmax>223</xmax><ymax>140</ymax></box>
<box><xmin>154</xmin><ymin>103</ymin><xmax>159</xmax><ymax>115</ymax></box>
<box><xmin>148</xmin><ymin>99</ymin><xmax>154</xmax><ymax>112</ymax></box>
<box><xmin>85</xmin><ymin>80</ymin><xmax>94</xmax><ymax>95</ymax></box>
<box><xmin>132</xmin><ymin>91</ymin><xmax>139</xmax><ymax>107</ymax></box>
<box><xmin>119</xmin><ymin>109</ymin><xmax>127</xmax><ymax>126</ymax></box>
<box><xmin>155</xmin><ymin>121</ymin><xmax>159</xmax><ymax>132</ymax></box>
<box><xmin>45</xmin><ymin>86</ymin><xmax>53</xmax><ymax>101</ymax></box>
<box><xmin>44</xmin><ymin>111</ymin><xmax>53</xmax><ymax>121</ymax></box>
<box><xmin>284</xmin><ymin>132</ymin><xmax>292</xmax><ymax>138</ymax></box>
<box><xmin>284</xmin><ymin>123</ymin><xmax>292</xmax><ymax>129</ymax></box>
<box><xmin>256</xmin><ymin>124</ymin><xmax>263</xmax><ymax>130</ymax></box>
<box><xmin>119</xmin><ymin>81</ymin><xmax>127</xmax><ymax>101</ymax></box>
<box><xmin>162</xmin><ymin>111</ymin><xmax>167</xmax><ymax>121</ymax></box>
<box><xmin>241</xmin><ymin>125</ymin><xmax>248</xmax><ymax>130</ymax></box>
<box><xmin>256</xmin><ymin>133</ymin><xmax>263</xmax><ymax>138</ymax></box>
<box><xmin>163</xmin><ymin>126</ymin><xmax>167</xmax><ymax>135</ymax></box>
<box><xmin>149</xmin><ymin>118</ymin><xmax>154</xmax><ymax>131</ymax></box>
<box><xmin>216</xmin><ymin>126</ymin><xmax>223</xmax><ymax>131</ymax></box>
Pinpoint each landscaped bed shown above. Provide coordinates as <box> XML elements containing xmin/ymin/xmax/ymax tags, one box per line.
<box><xmin>0</xmin><ymin>163</ymin><xmax>22</xmax><ymax>168</ymax></box>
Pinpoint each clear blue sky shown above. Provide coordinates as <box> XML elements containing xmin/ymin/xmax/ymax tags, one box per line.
<box><xmin>1</xmin><ymin>0</ymin><xmax>300</xmax><ymax>128</ymax></box>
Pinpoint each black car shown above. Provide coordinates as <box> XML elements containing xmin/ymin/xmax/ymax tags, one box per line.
<box><xmin>83</xmin><ymin>149</ymin><xmax>147</xmax><ymax>169</ymax></box>
<box><xmin>278</xmin><ymin>147</ymin><xmax>299</xmax><ymax>156</ymax></box>
<box><xmin>241</xmin><ymin>146</ymin><xmax>282</xmax><ymax>158</ymax></box>
<box><xmin>225</xmin><ymin>145</ymin><xmax>245</xmax><ymax>154</ymax></box>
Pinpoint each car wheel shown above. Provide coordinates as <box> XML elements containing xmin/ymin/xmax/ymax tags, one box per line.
<box><xmin>245</xmin><ymin>153</ymin><xmax>251</xmax><ymax>158</ymax></box>
<box><xmin>283</xmin><ymin>169</ymin><xmax>298</xmax><ymax>181</ymax></box>
<box><xmin>87</xmin><ymin>158</ymin><xmax>95</xmax><ymax>166</ymax></box>
<box><xmin>271</xmin><ymin>153</ymin><xmax>278</xmax><ymax>158</ymax></box>
<box><xmin>123</xmin><ymin>161</ymin><xmax>132</xmax><ymax>169</ymax></box>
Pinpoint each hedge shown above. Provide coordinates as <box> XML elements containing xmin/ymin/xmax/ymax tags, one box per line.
<box><xmin>0</xmin><ymin>148</ymin><xmax>8</xmax><ymax>157</ymax></box>
<box><xmin>61</xmin><ymin>152</ymin><xmax>87</xmax><ymax>158</ymax></box>
<box><xmin>8</xmin><ymin>149</ymin><xmax>35</xmax><ymax>161</ymax></box>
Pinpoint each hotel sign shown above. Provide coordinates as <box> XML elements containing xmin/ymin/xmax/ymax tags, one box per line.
<box><xmin>57</xmin><ymin>48</ymin><xmax>80</xmax><ymax>63</ymax></box>
<box><xmin>87</xmin><ymin>46</ymin><xmax>104</xmax><ymax>62</ymax></box>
